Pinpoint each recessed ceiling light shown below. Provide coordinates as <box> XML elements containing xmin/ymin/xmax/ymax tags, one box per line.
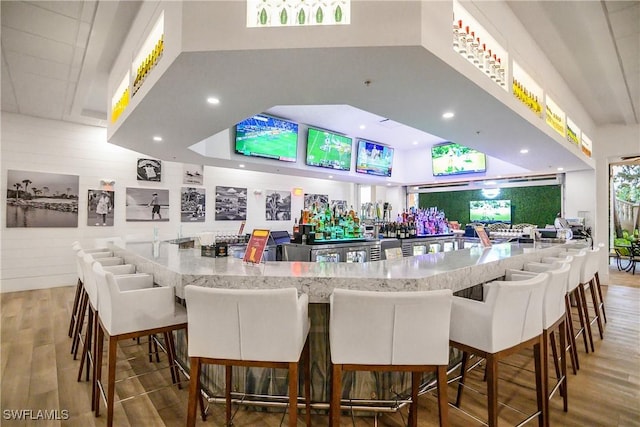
<box><xmin>207</xmin><ymin>97</ymin><xmax>220</xmax><ymax>105</ymax></box>
<box><xmin>153</xmin><ymin>136</ymin><xmax>162</xmax><ymax>142</ymax></box>
<box><xmin>442</xmin><ymin>111</ymin><xmax>455</xmax><ymax>119</ymax></box>
<box><xmin>386</xmin><ymin>183</ymin><xmax>392</xmax><ymax>186</ymax></box>
<box><xmin>557</xmin><ymin>167</ymin><xmax>564</xmax><ymax>171</ymax></box>
<box><xmin>520</xmin><ymin>149</ymin><xmax>529</xmax><ymax>154</ymax></box>
<box><xmin>239</xmin><ymin>164</ymin><xmax>245</xmax><ymax>168</ymax></box>
<box><xmin>328</xmin><ymin>175</ymin><xmax>333</xmax><ymax>179</ymax></box>
<box><xmin>359</xmin><ymin>124</ymin><xmax>366</xmax><ymax>130</ymax></box>
<box><xmin>412</xmin><ymin>141</ymin><xmax>419</xmax><ymax>145</ymax></box>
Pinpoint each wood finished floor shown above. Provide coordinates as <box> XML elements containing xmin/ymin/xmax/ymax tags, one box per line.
<box><xmin>1</xmin><ymin>265</ymin><xmax>638</xmax><ymax>426</ymax></box>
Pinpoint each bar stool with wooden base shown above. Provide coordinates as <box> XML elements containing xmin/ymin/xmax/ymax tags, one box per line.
<box><xmin>450</xmin><ymin>273</ymin><xmax>549</xmax><ymax>427</ymax></box>
<box><xmin>568</xmin><ymin>247</ymin><xmax>605</xmax><ymax>350</ymax></box>
<box><xmin>93</xmin><ymin>267</ymin><xmax>187</xmax><ymax>427</ymax></box>
<box><xmin>329</xmin><ymin>288</ymin><xmax>453</xmax><ymax>427</ymax></box>
<box><xmin>512</xmin><ymin>262</ymin><xmax>572</xmax><ymax>421</ymax></box>
<box><xmin>184</xmin><ymin>286</ymin><xmax>311</xmax><ymax>427</ymax></box>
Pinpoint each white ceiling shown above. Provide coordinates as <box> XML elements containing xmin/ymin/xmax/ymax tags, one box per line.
<box><xmin>2</xmin><ymin>1</ymin><xmax>638</xmax><ymax>182</ymax></box>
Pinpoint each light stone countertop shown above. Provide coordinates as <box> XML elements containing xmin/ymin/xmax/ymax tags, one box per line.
<box><xmin>111</xmin><ymin>241</ymin><xmax>571</xmax><ymax>303</ymax></box>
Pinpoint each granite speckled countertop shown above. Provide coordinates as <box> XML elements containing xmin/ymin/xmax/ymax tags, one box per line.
<box><xmin>112</xmin><ymin>241</ymin><xmax>570</xmax><ymax>302</ymax></box>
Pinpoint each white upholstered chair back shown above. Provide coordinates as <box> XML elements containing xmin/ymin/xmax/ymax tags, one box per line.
<box><xmin>330</xmin><ymin>288</ymin><xmax>453</xmax><ymax>366</ymax></box>
<box><xmin>451</xmin><ymin>274</ymin><xmax>547</xmax><ymax>354</ymax></box>
<box><xmin>580</xmin><ymin>247</ymin><xmax>600</xmax><ymax>284</ymax></box>
<box><xmin>94</xmin><ymin>265</ymin><xmax>173</xmax><ymax>336</ymax></box>
<box><xmin>524</xmin><ymin>263</ymin><xmax>571</xmax><ymax>328</ymax></box>
<box><xmin>184</xmin><ymin>286</ymin><xmax>310</xmax><ymax>363</ymax></box>
<box><xmin>494</xmin><ymin>273</ymin><xmax>549</xmax><ymax>342</ymax></box>
<box><xmin>545</xmin><ymin>252</ymin><xmax>584</xmax><ymax>293</ymax></box>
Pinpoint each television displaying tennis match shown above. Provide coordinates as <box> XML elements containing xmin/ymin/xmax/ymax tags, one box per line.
<box><xmin>305</xmin><ymin>127</ymin><xmax>352</xmax><ymax>171</ymax></box>
<box><xmin>235</xmin><ymin>114</ymin><xmax>298</xmax><ymax>162</ymax></box>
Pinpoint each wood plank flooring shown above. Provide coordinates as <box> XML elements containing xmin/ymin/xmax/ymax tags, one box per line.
<box><xmin>1</xmin><ymin>265</ymin><xmax>638</xmax><ymax>426</ymax></box>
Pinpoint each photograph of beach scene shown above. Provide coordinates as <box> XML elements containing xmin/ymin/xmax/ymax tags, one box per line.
<box><xmin>126</xmin><ymin>187</ymin><xmax>169</xmax><ymax>221</ymax></box>
<box><xmin>6</xmin><ymin>170</ymin><xmax>79</xmax><ymax>228</ymax></box>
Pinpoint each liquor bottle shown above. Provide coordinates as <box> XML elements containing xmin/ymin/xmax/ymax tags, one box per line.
<box><xmin>484</xmin><ymin>49</ymin><xmax>492</xmax><ymax>75</ymax></box>
<box><xmin>477</xmin><ymin>40</ymin><xmax>485</xmax><ymax>68</ymax></box>
<box><xmin>453</xmin><ymin>18</ymin><xmax>460</xmax><ymax>52</ymax></box>
<box><xmin>497</xmin><ymin>58</ymin><xmax>505</xmax><ymax>85</ymax></box>
<box><xmin>469</xmin><ymin>32</ymin><xmax>479</xmax><ymax>63</ymax></box>
<box><xmin>493</xmin><ymin>55</ymin><xmax>501</xmax><ymax>83</ymax></box>
<box><xmin>465</xmin><ymin>28</ymin><xmax>475</xmax><ymax>61</ymax></box>
<box><xmin>459</xmin><ymin>23</ymin><xmax>468</xmax><ymax>55</ymax></box>
<box><xmin>488</xmin><ymin>53</ymin><xmax>497</xmax><ymax>80</ymax></box>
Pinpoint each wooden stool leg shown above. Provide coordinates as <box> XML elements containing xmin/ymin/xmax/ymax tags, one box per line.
<box><xmin>409</xmin><ymin>371</ymin><xmax>419</xmax><ymax>427</ymax></box>
<box><xmin>330</xmin><ymin>364</ymin><xmax>342</xmax><ymax>427</ymax></box>
<box><xmin>225</xmin><ymin>365</ymin><xmax>232</xmax><ymax>426</ymax></box>
<box><xmin>186</xmin><ymin>357</ymin><xmax>201</xmax><ymax>427</ymax></box>
<box><xmin>437</xmin><ymin>365</ymin><xmax>449</xmax><ymax>427</ymax></box>
<box><xmin>565</xmin><ymin>296</ymin><xmax>580</xmax><ymax>372</ymax></box>
<box><xmin>579</xmin><ymin>284</ymin><xmax>595</xmax><ymax>353</ymax></box>
<box><xmin>106</xmin><ymin>336</ymin><xmax>118</xmax><ymax>427</ymax></box>
<box><xmin>588</xmin><ymin>279</ymin><xmax>604</xmax><ymax>340</ymax></box>
<box><xmin>573</xmin><ymin>288</ymin><xmax>590</xmax><ymax>354</ymax></box>
<box><xmin>455</xmin><ymin>351</ymin><xmax>469</xmax><ymax>407</ymax></box>
<box><xmin>77</xmin><ymin>307</ymin><xmax>93</xmax><ymax>382</ymax></box>
<box><xmin>68</xmin><ymin>279</ymin><xmax>82</xmax><ymax>337</ymax></box>
<box><xmin>595</xmin><ymin>271</ymin><xmax>607</xmax><ymax>323</ymax></box>
<box><xmin>559</xmin><ymin>319</ymin><xmax>568</xmax><ymax>412</ymax></box>
<box><xmin>549</xmin><ymin>331</ymin><xmax>562</xmax><ymax>397</ymax></box>
<box><xmin>94</xmin><ymin>324</ymin><xmax>105</xmax><ymax>417</ymax></box>
<box><xmin>303</xmin><ymin>338</ymin><xmax>311</xmax><ymax>426</ymax></box>
<box><xmin>486</xmin><ymin>354</ymin><xmax>498</xmax><ymax>427</ymax></box>
<box><xmin>534</xmin><ymin>338</ymin><xmax>548</xmax><ymax>427</ymax></box>
<box><xmin>71</xmin><ymin>290</ymin><xmax>88</xmax><ymax>357</ymax></box>
<box><xmin>288</xmin><ymin>362</ymin><xmax>298</xmax><ymax>427</ymax></box>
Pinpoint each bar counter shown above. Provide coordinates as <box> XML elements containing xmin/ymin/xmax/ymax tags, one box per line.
<box><xmin>111</xmin><ymin>240</ymin><xmax>567</xmax><ymax>302</ymax></box>
<box><xmin>109</xmin><ymin>240</ymin><xmax>572</xmax><ymax>410</ymax></box>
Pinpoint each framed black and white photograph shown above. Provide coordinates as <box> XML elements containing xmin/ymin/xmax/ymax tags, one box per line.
<box><xmin>304</xmin><ymin>193</ymin><xmax>328</xmax><ymax>211</ymax></box>
<box><xmin>181</xmin><ymin>187</ymin><xmax>206</xmax><ymax>222</ymax></box>
<box><xmin>126</xmin><ymin>188</ymin><xmax>169</xmax><ymax>221</ymax></box>
<box><xmin>265</xmin><ymin>190</ymin><xmax>291</xmax><ymax>221</ymax></box>
<box><xmin>137</xmin><ymin>158</ymin><xmax>162</xmax><ymax>182</ymax></box>
<box><xmin>330</xmin><ymin>199</ymin><xmax>348</xmax><ymax>216</ymax></box>
<box><xmin>6</xmin><ymin>170</ymin><xmax>79</xmax><ymax>228</ymax></box>
<box><xmin>183</xmin><ymin>164</ymin><xmax>203</xmax><ymax>185</ymax></box>
<box><xmin>215</xmin><ymin>186</ymin><xmax>247</xmax><ymax>221</ymax></box>
<box><xmin>88</xmin><ymin>189</ymin><xmax>115</xmax><ymax>226</ymax></box>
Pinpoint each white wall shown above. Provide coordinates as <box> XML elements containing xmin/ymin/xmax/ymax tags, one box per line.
<box><xmin>1</xmin><ymin>113</ymin><xmax>355</xmax><ymax>292</ymax></box>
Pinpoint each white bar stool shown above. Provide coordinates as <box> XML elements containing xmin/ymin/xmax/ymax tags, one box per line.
<box><xmin>93</xmin><ymin>266</ymin><xmax>187</xmax><ymax>427</ymax></box>
<box><xmin>450</xmin><ymin>273</ymin><xmax>549</xmax><ymax>427</ymax></box>
<box><xmin>329</xmin><ymin>288</ymin><xmax>452</xmax><ymax>427</ymax></box>
<box><xmin>512</xmin><ymin>261</ymin><xmax>572</xmax><ymax>419</ymax></box>
<box><xmin>184</xmin><ymin>286</ymin><xmax>311</xmax><ymax>427</ymax></box>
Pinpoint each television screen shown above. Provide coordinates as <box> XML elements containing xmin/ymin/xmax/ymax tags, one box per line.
<box><xmin>306</xmin><ymin>128</ymin><xmax>352</xmax><ymax>171</ymax></box>
<box><xmin>431</xmin><ymin>142</ymin><xmax>486</xmax><ymax>176</ymax></box>
<box><xmin>469</xmin><ymin>199</ymin><xmax>511</xmax><ymax>223</ymax></box>
<box><xmin>355</xmin><ymin>139</ymin><xmax>394</xmax><ymax>177</ymax></box>
<box><xmin>235</xmin><ymin>114</ymin><xmax>298</xmax><ymax>162</ymax></box>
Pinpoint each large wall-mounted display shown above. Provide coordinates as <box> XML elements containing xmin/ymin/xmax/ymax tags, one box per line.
<box><xmin>305</xmin><ymin>127</ymin><xmax>352</xmax><ymax>171</ymax></box>
<box><xmin>419</xmin><ymin>185</ymin><xmax>560</xmax><ymax>227</ymax></box>
<box><xmin>235</xmin><ymin>114</ymin><xmax>298</xmax><ymax>162</ymax></box>
<box><xmin>469</xmin><ymin>199</ymin><xmax>511</xmax><ymax>223</ymax></box>
<box><xmin>431</xmin><ymin>142</ymin><xmax>486</xmax><ymax>176</ymax></box>
<box><xmin>355</xmin><ymin>139</ymin><xmax>394</xmax><ymax>177</ymax></box>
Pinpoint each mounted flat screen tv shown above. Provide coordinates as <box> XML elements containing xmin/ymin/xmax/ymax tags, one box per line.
<box><xmin>306</xmin><ymin>127</ymin><xmax>352</xmax><ymax>171</ymax></box>
<box><xmin>235</xmin><ymin>114</ymin><xmax>298</xmax><ymax>162</ymax></box>
<box><xmin>355</xmin><ymin>139</ymin><xmax>394</xmax><ymax>177</ymax></box>
<box><xmin>431</xmin><ymin>142</ymin><xmax>486</xmax><ymax>176</ymax></box>
<box><xmin>469</xmin><ymin>199</ymin><xmax>512</xmax><ymax>223</ymax></box>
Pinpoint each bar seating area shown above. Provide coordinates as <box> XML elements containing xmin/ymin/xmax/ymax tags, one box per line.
<box><xmin>48</xmin><ymin>240</ymin><xmax>623</xmax><ymax>426</ymax></box>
